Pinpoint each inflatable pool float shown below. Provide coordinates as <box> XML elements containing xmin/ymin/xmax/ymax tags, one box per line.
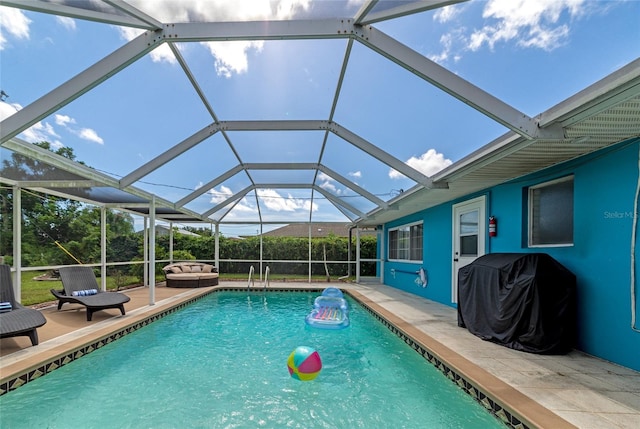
<box><xmin>305</xmin><ymin>288</ymin><xmax>350</xmax><ymax>329</ymax></box>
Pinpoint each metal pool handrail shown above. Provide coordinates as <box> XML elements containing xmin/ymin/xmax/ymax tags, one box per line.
<box><xmin>247</xmin><ymin>265</ymin><xmax>255</xmax><ymax>290</ymax></box>
<box><xmin>263</xmin><ymin>266</ymin><xmax>270</xmax><ymax>289</ymax></box>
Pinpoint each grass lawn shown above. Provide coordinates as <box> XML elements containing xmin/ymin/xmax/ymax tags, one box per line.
<box><xmin>19</xmin><ymin>271</ymin><xmax>350</xmax><ymax>306</ymax></box>
<box><xmin>20</xmin><ymin>271</ymin><xmax>150</xmax><ymax>307</ymax></box>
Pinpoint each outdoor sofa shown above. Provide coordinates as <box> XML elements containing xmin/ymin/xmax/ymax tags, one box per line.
<box><xmin>51</xmin><ymin>266</ymin><xmax>131</xmax><ymax>321</ymax></box>
<box><xmin>0</xmin><ymin>264</ymin><xmax>47</xmax><ymax>346</ymax></box>
<box><xmin>162</xmin><ymin>262</ymin><xmax>219</xmax><ymax>288</ymax></box>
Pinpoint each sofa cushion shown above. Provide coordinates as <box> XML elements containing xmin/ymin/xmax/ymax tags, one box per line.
<box><xmin>190</xmin><ymin>265</ymin><xmax>202</xmax><ymax>273</ymax></box>
<box><xmin>166</xmin><ymin>273</ymin><xmax>199</xmax><ymax>280</ymax></box>
<box><xmin>170</xmin><ymin>266</ymin><xmax>182</xmax><ymax>274</ymax></box>
<box><xmin>198</xmin><ymin>273</ymin><xmax>219</xmax><ymax>279</ymax></box>
<box><xmin>202</xmin><ymin>264</ymin><xmax>214</xmax><ymax>273</ymax></box>
<box><xmin>180</xmin><ymin>265</ymin><xmax>192</xmax><ymax>273</ymax></box>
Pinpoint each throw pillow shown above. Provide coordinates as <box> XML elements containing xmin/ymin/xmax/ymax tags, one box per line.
<box><xmin>72</xmin><ymin>289</ymin><xmax>98</xmax><ymax>296</ymax></box>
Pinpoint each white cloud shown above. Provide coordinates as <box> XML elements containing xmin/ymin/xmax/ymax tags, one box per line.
<box><xmin>433</xmin><ymin>5</ymin><xmax>461</xmax><ymax>23</ymax></box>
<box><xmin>348</xmin><ymin>171</ymin><xmax>361</xmax><ymax>179</ymax></box>
<box><xmin>0</xmin><ymin>101</ymin><xmax>64</xmax><ymax>143</ymax></box>
<box><xmin>20</xmin><ymin>121</ymin><xmax>59</xmax><ymax>143</ymax></box>
<box><xmin>389</xmin><ymin>149</ymin><xmax>452</xmax><ymax>179</ymax></box>
<box><xmin>317</xmin><ymin>172</ymin><xmax>331</xmax><ymax>182</ymax></box>
<box><xmin>115</xmin><ymin>26</ymin><xmax>176</xmax><ymax>64</ymax></box>
<box><xmin>56</xmin><ymin>16</ymin><xmax>76</xmax><ymax>31</ymax></box>
<box><xmin>209</xmin><ymin>185</ymin><xmax>234</xmax><ymax>204</ymax></box>
<box><xmin>0</xmin><ymin>6</ymin><xmax>31</xmax><ymax>50</ymax></box>
<box><xmin>0</xmin><ymin>100</ymin><xmax>20</xmax><ymax>121</ymax></box>
<box><xmin>429</xmin><ymin>32</ymin><xmax>454</xmax><ymax>63</ymax></box>
<box><xmin>41</xmin><ymin>122</ymin><xmax>60</xmax><ymax>139</ymax></box>
<box><xmin>55</xmin><ymin>114</ymin><xmax>76</xmax><ymax>127</ymax></box>
<box><xmin>119</xmin><ymin>0</ymin><xmax>310</xmax><ymax>75</ymax></box>
<box><xmin>201</xmin><ymin>41</ymin><xmax>264</xmax><ymax>78</ymax></box>
<box><xmin>19</xmin><ymin>122</ymin><xmax>54</xmax><ymax>143</ymax></box>
<box><xmin>317</xmin><ymin>172</ymin><xmax>347</xmax><ymax>195</ymax></box>
<box><xmin>428</xmin><ymin>0</ymin><xmax>591</xmax><ymax>65</ymax></box>
<box><xmin>274</xmin><ymin>0</ymin><xmax>311</xmax><ymax>19</ymax></box>
<box><xmin>257</xmin><ymin>188</ymin><xmax>317</xmax><ymax>212</ymax></box>
<box><xmin>50</xmin><ymin>140</ymin><xmax>64</xmax><ymax>150</ymax></box>
<box><xmin>468</xmin><ymin>0</ymin><xmax>586</xmax><ymax>52</ymax></box>
<box><xmin>208</xmin><ymin>186</ymin><xmax>316</xmax><ymax>216</ymax></box>
<box><xmin>319</xmin><ymin>180</ymin><xmax>338</xmax><ymax>194</ymax></box>
<box><xmin>208</xmin><ymin>186</ymin><xmax>255</xmax><ymax>213</ymax></box>
<box><xmin>53</xmin><ymin>113</ymin><xmax>104</xmax><ymax>144</ymax></box>
<box><xmin>76</xmin><ymin>128</ymin><xmax>104</xmax><ymax>144</ymax></box>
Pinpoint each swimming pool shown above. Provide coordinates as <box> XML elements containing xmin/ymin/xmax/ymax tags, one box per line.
<box><xmin>0</xmin><ymin>290</ymin><xmax>505</xmax><ymax>428</ymax></box>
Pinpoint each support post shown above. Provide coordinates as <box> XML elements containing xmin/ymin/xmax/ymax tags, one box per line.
<box><xmin>143</xmin><ymin>217</ymin><xmax>148</xmax><ymax>287</ymax></box>
<box><xmin>259</xmin><ymin>224</ymin><xmax>263</xmax><ymax>282</ymax></box>
<box><xmin>308</xmin><ymin>223</ymin><xmax>312</xmax><ymax>283</ymax></box>
<box><xmin>169</xmin><ymin>221</ymin><xmax>174</xmax><ymax>263</ymax></box>
<box><xmin>12</xmin><ymin>186</ymin><xmax>21</xmax><ymax>302</ymax></box>
<box><xmin>214</xmin><ymin>223</ymin><xmax>219</xmax><ymax>269</ymax></box>
<box><xmin>379</xmin><ymin>225</ymin><xmax>385</xmax><ymax>284</ymax></box>
<box><xmin>148</xmin><ymin>197</ymin><xmax>156</xmax><ymax>305</ymax></box>
<box><xmin>356</xmin><ymin>227</ymin><xmax>361</xmax><ymax>283</ymax></box>
<box><xmin>101</xmin><ymin>207</ymin><xmax>107</xmax><ymax>291</ymax></box>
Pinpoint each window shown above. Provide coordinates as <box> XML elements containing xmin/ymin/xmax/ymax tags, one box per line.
<box><xmin>528</xmin><ymin>176</ymin><xmax>574</xmax><ymax>246</ymax></box>
<box><xmin>459</xmin><ymin>210</ymin><xmax>479</xmax><ymax>256</ymax></box>
<box><xmin>388</xmin><ymin>222</ymin><xmax>423</xmax><ymax>261</ymax></box>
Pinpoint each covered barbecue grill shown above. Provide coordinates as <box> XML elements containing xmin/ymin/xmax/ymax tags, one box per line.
<box><xmin>457</xmin><ymin>253</ymin><xmax>577</xmax><ymax>354</ymax></box>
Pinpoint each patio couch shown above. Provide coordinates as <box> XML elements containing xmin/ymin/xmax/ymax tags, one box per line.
<box><xmin>162</xmin><ymin>262</ymin><xmax>219</xmax><ymax>288</ymax></box>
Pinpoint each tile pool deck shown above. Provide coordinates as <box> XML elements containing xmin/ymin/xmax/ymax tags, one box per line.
<box><xmin>1</xmin><ymin>281</ymin><xmax>639</xmax><ymax>428</ymax></box>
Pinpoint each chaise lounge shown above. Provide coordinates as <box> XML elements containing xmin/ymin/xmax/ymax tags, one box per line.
<box><xmin>51</xmin><ymin>266</ymin><xmax>131</xmax><ymax>321</ymax></box>
<box><xmin>0</xmin><ymin>264</ymin><xmax>47</xmax><ymax>346</ymax></box>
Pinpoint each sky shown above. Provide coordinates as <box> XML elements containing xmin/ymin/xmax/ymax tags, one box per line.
<box><xmin>1</xmin><ymin>0</ymin><xmax>639</xmax><ymax>235</ymax></box>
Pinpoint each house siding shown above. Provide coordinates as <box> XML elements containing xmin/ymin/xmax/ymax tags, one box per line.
<box><xmin>382</xmin><ymin>137</ymin><xmax>640</xmax><ymax>371</ymax></box>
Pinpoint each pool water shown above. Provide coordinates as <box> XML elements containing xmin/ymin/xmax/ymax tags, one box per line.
<box><xmin>1</xmin><ymin>291</ymin><xmax>504</xmax><ymax>428</ymax></box>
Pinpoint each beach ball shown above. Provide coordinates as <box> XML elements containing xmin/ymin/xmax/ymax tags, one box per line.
<box><xmin>287</xmin><ymin>346</ymin><xmax>322</xmax><ymax>381</ymax></box>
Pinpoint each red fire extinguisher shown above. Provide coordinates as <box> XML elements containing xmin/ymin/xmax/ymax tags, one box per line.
<box><xmin>489</xmin><ymin>216</ymin><xmax>497</xmax><ymax>237</ymax></box>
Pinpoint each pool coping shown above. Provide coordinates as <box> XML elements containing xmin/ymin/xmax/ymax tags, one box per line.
<box><xmin>347</xmin><ymin>289</ymin><xmax>575</xmax><ymax>429</ymax></box>
<box><xmin>0</xmin><ymin>286</ymin><xmax>216</xmax><ymax>392</ymax></box>
<box><xmin>0</xmin><ymin>285</ymin><xmax>575</xmax><ymax>429</ymax></box>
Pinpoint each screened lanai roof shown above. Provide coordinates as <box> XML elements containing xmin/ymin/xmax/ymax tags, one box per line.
<box><xmin>1</xmin><ymin>1</ymin><xmax>639</xmax><ymax>232</ymax></box>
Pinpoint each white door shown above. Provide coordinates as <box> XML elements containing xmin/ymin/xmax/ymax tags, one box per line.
<box><xmin>452</xmin><ymin>196</ymin><xmax>486</xmax><ymax>302</ymax></box>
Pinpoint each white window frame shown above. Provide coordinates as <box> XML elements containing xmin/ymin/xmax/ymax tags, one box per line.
<box><xmin>388</xmin><ymin>221</ymin><xmax>423</xmax><ymax>262</ymax></box>
<box><xmin>528</xmin><ymin>175</ymin><xmax>574</xmax><ymax>247</ymax></box>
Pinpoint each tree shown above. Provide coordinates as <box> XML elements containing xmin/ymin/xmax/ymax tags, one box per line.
<box><xmin>0</xmin><ymin>142</ymin><xmax>135</xmax><ymax>266</ymax></box>
<box><xmin>1</xmin><ymin>142</ymin><xmax>83</xmax><ymax>264</ymax></box>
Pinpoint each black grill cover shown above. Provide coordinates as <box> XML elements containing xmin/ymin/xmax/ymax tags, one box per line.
<box><xmin>457</xmin><ymin>253</ymin><xmax>576</xmax><ymax>354</ymax></box>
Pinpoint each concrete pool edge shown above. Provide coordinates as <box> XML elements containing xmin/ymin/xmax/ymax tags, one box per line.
<box><xmin>0</xmin><ymin>286</ymin><xmax>217</xmax><ymax>393</ymax></box>
<box><xmin>0</xmin><ymin>286</ymin><xmax>324</xmax><ymax>393</ymax></box>
<box><xmin>1</xmin><ymin>285</ymin><xmax>575</xmax><ymax>429</ymax></box>
<box><xmin>347</xmin><ymin>289</ymin><xmax>577</xmax><ymax>429</ymax></box>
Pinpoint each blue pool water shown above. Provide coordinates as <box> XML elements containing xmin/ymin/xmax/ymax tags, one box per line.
<box><xmin>1</xmin><ymin>291</ymin><xmax>504</xmax><ymax>428</ymax></box>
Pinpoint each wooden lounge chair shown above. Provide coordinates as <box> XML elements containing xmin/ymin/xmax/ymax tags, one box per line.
<box><xmin>0</xmin><ymin>264</ymin><xmax>47</xmax><ymax>346</ymax></box>
<box><xmin>51</xmin><ymin>266</ymin><xmax>130</xmax><ymax>321</ymax></box>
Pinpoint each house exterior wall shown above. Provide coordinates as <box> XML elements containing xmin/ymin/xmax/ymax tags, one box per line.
<box><xmin>382</xmin><ymin>137</ymin><xmax>640</xmax><ymax>371</ymax></box>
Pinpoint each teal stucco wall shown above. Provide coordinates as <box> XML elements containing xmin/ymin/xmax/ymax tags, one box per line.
<box><xmin>382</xmin><ymin>138</ymin><xmax>640</xmax><ymax>371</ymax></box>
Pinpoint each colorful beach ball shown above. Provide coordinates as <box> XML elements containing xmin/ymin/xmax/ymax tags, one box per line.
<box><xmin>287</xmin><ymin>346</ymin><xmax>322</xmax><ymax>381</ymax></box>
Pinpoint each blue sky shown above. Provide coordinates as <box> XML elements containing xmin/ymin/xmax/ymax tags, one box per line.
<box><xmin>1</xmin><ymin>0</ymin><xmax>639</xmax><ymax>235</ymax></box>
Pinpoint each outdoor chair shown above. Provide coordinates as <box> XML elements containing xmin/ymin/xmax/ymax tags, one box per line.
<box><xmin>51</xmin><ymin>266</ymin><xmax>130</xmax><ymax>321</ymax></box>
<box><xmin>0</xmin><ymin>264</ymin><xmax>47</xmax><ymax>346</ymax></box>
